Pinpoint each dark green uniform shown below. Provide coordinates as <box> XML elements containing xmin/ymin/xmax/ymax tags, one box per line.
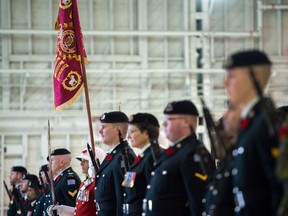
<box><xmin>95</xmin><ymin>141</ymin><xmax>135</xmax><ymax>216</ymax></box>
<box><xmin>232</xmin><ymin>101</ymin><xmax>282</xmax><ymax>216</ymax></box>
<box><xmin>143</xmin><ymin>134</ymin><xmax>215</xmax><ymax>216</ymax></box>
<box><xmin>42</xmin><ymin>167</ymin><xmax>81</xmax><ymax>215</ymax></box>
<box><xmin>204</xmin><ymin>150</ymin><xmax>235</xmax><ymax>216</ymax></box>
<box><xmin>7</xmin><ymin>185</ymin><xmax>24</xmax><ymax>216</ymax></box>
<box><xmin>123</xmin><ymin>146</ymin><xmax>159</xmax><ymax>216</ymax></box>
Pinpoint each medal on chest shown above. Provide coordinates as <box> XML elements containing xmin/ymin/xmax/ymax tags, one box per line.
<box><xmin>122</xmin><ymin>171</ymin><xmax>137</xmax><ymax>188</ymax></box>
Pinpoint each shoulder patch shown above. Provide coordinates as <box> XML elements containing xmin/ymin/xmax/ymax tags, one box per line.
<box><xmin>67</xmin><ymin>179</ymin><xmax>76</xmax><ymax>185</ymax></box>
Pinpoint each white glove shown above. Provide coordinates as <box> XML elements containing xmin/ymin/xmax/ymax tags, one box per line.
<box><xmin>88</xmin><ymin>159</ymin><xmax>96</xmax><ymax>178</ymax></box>
<box><xmin>52</xmin><ymin>204</ymin><xmax>74</xmax><ymax>216</ymax></box>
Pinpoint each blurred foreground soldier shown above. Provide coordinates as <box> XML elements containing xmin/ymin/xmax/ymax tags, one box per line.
<box><xmin>123</xmin><ymin>113</ymin><xmax>162</xmax><ymax>216</ymax></box>
<box><xmin>26</xmin><ymin>175</ymin><xmax>43</xmax><ymax>216</ymax></box>
<box><xmin>143</xmin><ymin>100</ymin><xmax>215</xmax><ymax>216</ymax></box>
<box><xmin>51</xmin><ymin>146</ymin><xmax>106</xmax><ymax>216</ymax></box>
<box><xmin>8</xmin><ymin>166</ymin><xmax>27</xmax><ymax>216</ymax></box>
<box><xmin>95</xmin><ymin>111</ymin><xmax>135</xmax><ymax>216</ymax></box>
<box><xmin>44</xmin><ymin>148</ymin><xmax>81</xmax><ymax>215</ymax></box>
<box><xmin>224</xmin><ymin>49</ymin><xmax>282</xmax><ymax>216</ymax></box>
<box><xmin>204</xmin><ymin>102</ymin><xmax>242</xmax><ymax>216</ymax></box>
<box><xmin>33</xmin><ymin>164</ymin><xmax>51</xmax><ymax>215</ymax></box>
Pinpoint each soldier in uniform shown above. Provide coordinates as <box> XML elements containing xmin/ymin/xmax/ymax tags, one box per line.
<box><xmin>143</xmin><ymin>100</ymin><xmax>215</xmax><ymax>216</ymax></box>
<box><xmin>44</xmin><ymin>148</ymin><xmax>81</xmax><ymax>215</ymax></box>
<box><xmin>20</xmin><ymin>174</ymin><xmax>39</xmax><ymax>215</ymax></box>
<box><xmin>94</xmin><ymin>111</ymin><xmax>136</xmax><ymax>216</ymax></box>
<box><xmin>7</xmin><ymin>166</ymin><xmax>27</xmax><ymax>216</ymax></box>
<box><xmin>122</xmin><ymin>113</ymin><xmax>163</xmax><ymax>216</ymax></box>
<box><xmin>33</xmin><ymin>165</ymin><xmax>50</xmax><ymax>216</ymax></box>
<box><xmin>204</xmin><ymin>102</ymin><xmax>243</xmax><ymax>216</ymax></box>
<box><xmin>26</xmin><ymin>174</ymin><xmax>43</xmax><ymax>215</ymax></box>
<box><xmin>224</xmin><ymin>50</ymin><xmax>282</xmax><ymax>216</ymax></box>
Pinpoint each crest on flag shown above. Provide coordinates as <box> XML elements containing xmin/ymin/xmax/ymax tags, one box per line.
<box><xmin>53</xmin><ymin>0</ymin><xmax>87</xmax><ymax>110</ymax></box>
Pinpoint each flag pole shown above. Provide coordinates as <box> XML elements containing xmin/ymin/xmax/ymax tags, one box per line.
<box><xmin>80</xmin><ymin>55</ymin><xmax>95</xmax><ymax>155</ymax></box>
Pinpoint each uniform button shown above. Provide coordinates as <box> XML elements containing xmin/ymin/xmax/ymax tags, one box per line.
<box><xmin>232</xmin><ymin>149</ymin><xmax>238</xmax><ymax>157</ymax></box>
<box><xmin>202</xmin><ymin>212</ymin><xmax>207</xmax><ymax>216</ymax></box>
<box><xmin>235</xmin><ymin>206</ymin><xmax>241</xmax><ymax>213</ymax></box>
<box><xmin>162</xmin><ymin>170</ymin><xmax>167</xmax><ymax>175</ymax></box>
<box><xmin>212</xmin><ymin>189</ymin><xmax>218</xmax><ymax>195</ymax></box>
<box><xmin>147</xmin><ymin>185</ymin><xmax>151</xmax><ymax>189</ymax></box>
<box><xmin>95</xmin><ymin>187</ymin><xmax>97</xmax><ymax>190</ymax></box>
<box><xmin>151</xmin><ymin>171</ymin><xmax>155</xmax><ymax>176</ymax></box>
<box><xmin>224</xmin><ymin>171</ymin><xmax>230</xmax><ymax>177</ymax></box>
<box><xmin>123</xmin><ymin>193</ymin><xmax>126</xmax><ymax>196</ymax></box>
<box><xmin>237</xmin><ymin>147</ymin><xmax>244</xmax><ymax>154</ymax></box>
<box><xmin>231</xmin><ymin>168</ymin><xmax>238</xmax><ymax>176</ymax></box>
<box><xmin>209</xmin><ymin>185</ymin><xmax>214</xmax><ymax>191</ymax></box>
<box><xmin>102</xmin><ymin>174</ymin><xmax>105</xmax><ymax>177</ymax></box>
<box><xmin>232</xmin><ymin>187</ymin><xmax>239</xmax><ymax>193</ymax></box>
<box><xmin>216</xmin><ymin>173</ymin><xmax>222</xmax><ymax>179</ymax></box>
<box><xmin>202</xmin><ymin>198</ymin><xmax>206</xmax><ymax>203</ymax></box>
<box><xmin>96</xmin><ymin>175</ymin><xmax>99</xmax><ymax>178</ymax></box>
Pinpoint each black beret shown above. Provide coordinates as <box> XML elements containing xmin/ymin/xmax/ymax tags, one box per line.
<box><xmin>128</xmin><ymin>113</ymin><xmax>160</xmax><ymax>128</ymax></box>
<box><xmin>27</xmin><ymin>175</ymin><xmax>41</xmax><ymax>188</ymax></box>
<box><xmin>39</xmin><ymin>164</ymin><xmax>48</xmax><ymax>172</ymax></box>
<box><xmin>100</xmin><ymin>111</ymin><xmax>128</xmax><ymax>123</ymax></box>
<box><xmin>46</xmin><ymin>148</ymin><xmax>71</xmax><ymax>161</ymax></box>
<box><xmin>22</xmin><ymin>174</ymin><xmax>38</xmax><ymax>182</ymax></box>
<box><xmin>164</xmin><ymin>100</ymin><xmax>199</xmax><ymax>116</ymax></box>
<box><xmin>224</xmin><ymin>49</ymin><xmax>272</xmax><ymax>69</ymax></box>
<box><xmin>11</xmin><ymin>166</ymin><xmax>27</xmax><ymax>174</ymax></box>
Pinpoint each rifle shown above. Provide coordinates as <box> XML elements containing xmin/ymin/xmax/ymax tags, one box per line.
<box><xmin>3</xmin><ymin>180</ymin><xmax>12</xmax><ymax>200</ymax></box>
<box><xmin>200</xmin><ymin>98</ymin><xmax>227</xmax><ymax>161</ymax></box>
<box><xmin>146</xmin><ymin>126</ymin><xmax>161</xmax><ymax>163</ymax></box>
<box><xmin>47</xmin><ymin>120</ymin><xmax>57</xmax><ymax>216</ymax></box>
<box><xmin>87</xmin><ymin>143</ymin><xmax>100</xmax><ymax>174</ymax></box>
<box><xmin>150</xmin><ymin>138</ymin><xmax>161</xmax><ymax>163</ymax></box>
<box><xmin>248</xmin><ymin>67</ymin><xmax>278</xmax><ymax>136</ymax></box>
<box><xmin>118</xmin><ymin>130</ymin><xmax>130</xmax><ymax>172</ymax></box>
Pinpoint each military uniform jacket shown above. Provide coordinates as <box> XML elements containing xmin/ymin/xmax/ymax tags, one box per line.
<box><xmin>7</xmin><ymin>187</ymin><xmax>19</xmax><ymax>216</ymax></box>
<box><xmin>233</xmin><ymin>101</ymin><xmax>282</xmax><ymax>216</ymax></box>
<box><xmin>144</xmin><ymin>134</ymin><xmax>215</xmax><ymax>216</ymax></box>
<box><xmin>42</xmin><ymin>167</ymin><xmax>81</xmax><ymax>215</ymax></box>
<box><xmin>123</xmin><ymin>146</ymin><xmax>155</xmax><ymax>216</ymax></box>
<box><xmin>74</xmin><ymin>178</ymin><xmax>96</xmax><ymax>216</ymax></box>
<box><xmin>204</xmin><ymin>150</ymin><xmax>235</xmax><ymax>216</ymax></box>
<box><xmin>33</xmin><ymin>192</ymin><xmax>47</xmax><ymax>216</ymax></box>
<box><xmin>95</xmin><ymin>141</ymin><xmax>135</xmax><ymax>216</ymax></box>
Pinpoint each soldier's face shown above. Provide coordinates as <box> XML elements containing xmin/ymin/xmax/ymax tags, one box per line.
<box><xmin>40</xmin><ymin>171</ymin><xmax>48</xmax><ymax>184</ymax></box>
<box><xmin>50</xmin><ymin>156</ymin><xmax>62</xmax><ymax>177</ymax></box>
<box><xmin>163</xmin><ymin>115</ymin><xmax>186</xmax><ymax>143</ymax></box>
<box><xmin>127</xmin><ymin>125</ymin><xmax>149</xmax><ymax>148</ymax></box>
<box><xmin>9</xmin><ymin>171</ymin><xmax>19</xmax><ymax>185</ymax></box>
<box><xmin>27</xmin><ymin>187</ymin><xmax>37</xmax><ymax>201</ymax></box>
<box><xmin>224</xmin><ymin>67</ymin><xmax>254</xmax><ymax>106</ymax></box>
<box><xmin>80</xmin><ymin>159</ymin><xmax>89</xmax><ymax>174</ymax></box>
<box><xmin>20</xmin><ymin>179</ymin><xmax>29</xmax><ymax>193</ymax></box>
<box><xmin>99</xmin><ymin>123</ymin><xmax>118</xmax><ymax>145</ymax></box>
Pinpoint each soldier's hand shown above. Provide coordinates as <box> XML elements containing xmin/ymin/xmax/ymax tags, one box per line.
<box><xmin>51</xmin><ymin>204</ymin><xmax>74</xmax><ymax>216</ymax></box>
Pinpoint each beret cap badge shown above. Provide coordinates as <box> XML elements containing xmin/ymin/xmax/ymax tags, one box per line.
<box><xmin>164</xmin><ymin>103</ymin><xmax>173</xmax><ymax>112</ymax></box>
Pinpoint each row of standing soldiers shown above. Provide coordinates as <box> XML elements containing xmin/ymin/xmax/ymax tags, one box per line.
<box><xmin>5</xmin><ymin>49</ymin><xmax>288</xmax><ymax>216</ymax></box>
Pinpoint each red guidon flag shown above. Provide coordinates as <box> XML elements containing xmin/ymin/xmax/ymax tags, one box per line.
<box><xmin>53</xmin><ymin>0</ymin><xmax>87</xmax><ymax>111</ymax></box>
